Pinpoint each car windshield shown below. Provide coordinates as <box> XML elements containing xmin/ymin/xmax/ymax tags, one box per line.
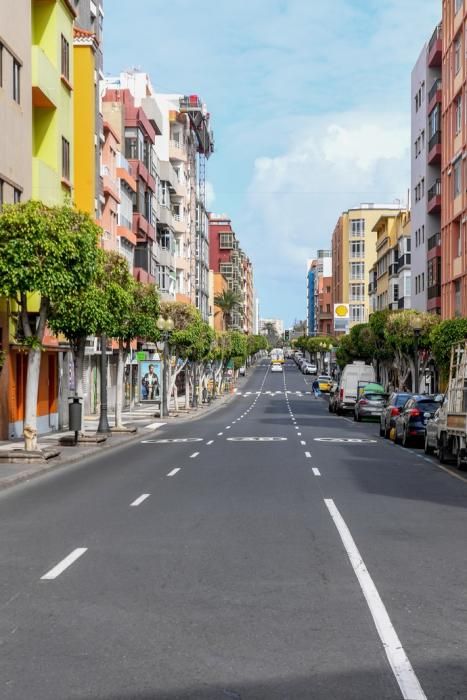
<box><xmin>416</xmin><ymin>400</ymin><xmax>441</xmax><ymax>413</ymax></box>
<box><xmin>395</xmin><ymin>394</ymin><xmax>411</xmax><ymax>406</ymax></box>
<box><xmin>363</xmin><ymin>393</ymin><xmax>386</xmax><ymax>402</ymax></box>
<box><xmin>319</xmin><ymin>376</ymin><xmax>331</xmax><ymax>381</ymax></box>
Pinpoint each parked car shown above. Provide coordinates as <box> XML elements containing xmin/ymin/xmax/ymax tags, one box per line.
<box><xmin>379</xmin><ymin>392</ymin><xmax>412</xmax><ymax>438</ymax></box>
<box><xmin>302</xmin><ymin>362</ymin><xmax>315</xmax><ymax>375</ymax></box>
<box><xmin>335</xmin><ymin>361</ymin><xmax>375</xmax><ymax>414</ymax></box>
<box><xmin>425</xmin><ymin>405</ymin><xmax>444</xmax><ymax>456</ymax></box>
<box><xmin>239</xmin><ymin>365</ymin><xmax>246</xmax><ymax>376</ymax></box>
<box><xmin>354</xmin><ymin>391</ymin><xmax>388</xmax><ymax>422</ymax></box>
<box><xmin>271</xmin><ymin>362</ymin><xmax>283</xmax><ymax>373</ymax></box>
<box><xmin>308</xmin><ymin>363</ymin><xmax>318</xmax><ymax>374</ymax></box>
<box><xmin>394</xmin><ymin>395</ymin><xmax>444</xmax><ymax>447</ymax></box>
<box><xmin>318</xmin><ymin>375</ymin><xmax>332</xmax><ymax>393</ymax></box>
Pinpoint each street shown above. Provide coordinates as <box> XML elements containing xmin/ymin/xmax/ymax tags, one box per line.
<box><xmin>1</xmin><ymin>359</ymin><xmax>467</xmax><ymax>700</ymax></box>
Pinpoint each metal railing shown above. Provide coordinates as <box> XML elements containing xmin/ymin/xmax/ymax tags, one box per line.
<box><xmin>428</xmin><ymin>283</ymin><xmax>441</xmax><ymax>299</ymax></box>
<box><xmin>428</xmin><ymin>23</ymin><xmax>442</xmax><ymax>53</ymax></box>
<box><xmin>428</xmin><ymin>130</ymin><xmax>441</xmax><ymax>152</ymax></box>
<box><xmin>428</xmin><ymin>179</ymin><xmax>442</xmax><ymax>201</ymax></box>
<box><xmin>428</xmin><ymin>232</ymin><xmax>441</xmax><ymax>250</ymax></box>
<box><xmin>428</xmin><ymin>79</ymin><xmax>442</xmax><ymax>103</ymax></box>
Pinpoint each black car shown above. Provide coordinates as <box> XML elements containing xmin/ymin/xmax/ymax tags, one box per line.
<box><xmin>394</xmin><ymin>395</ymin><xmax>444</xmax><ymax>447</ymax></box>
<box><xmin>380</xmin><ymin>392</ymin><xmax>412</xmax><ymax>438</ymax></box>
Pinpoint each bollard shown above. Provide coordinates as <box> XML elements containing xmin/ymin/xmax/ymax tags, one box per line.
<box><xmin>69</xmin><ymin>396</ymin><xmax>82</xmax><ymax>445</ymax></box>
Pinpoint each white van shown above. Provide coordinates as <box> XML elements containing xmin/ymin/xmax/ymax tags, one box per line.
<box><xmin>336</xmin><ymin>362</ymin><xmax>375</xmax><ymax>414</ymax></box>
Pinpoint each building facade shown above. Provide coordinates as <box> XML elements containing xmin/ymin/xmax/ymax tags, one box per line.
<box><xmin>209</xmin><ymin>214</ymin><xmax>245</xmax><ymax>330</ymax></box>
<box><xmin>370</xmin><ymin>210</ymin><xmax>410</xmax><ymax>312</ymax></box>
<box><xmin>331</xmin><ymin>204</ymin><xmax>405</xmax><ymax>329</ymax></box>
<box><xmin>441</xmin><ymin>2</ymin><xmax>467</xmax><ymax>318</ymax></box>
<box><xmin>411</xmin><ymin>24</ymin><xmax>442</xmax><ymax>314</ymax></box>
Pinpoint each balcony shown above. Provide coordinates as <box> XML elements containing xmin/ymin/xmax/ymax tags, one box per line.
<box><xmin>160</xmin><ymin>160</ymin><xmax>183</xmax><ymax>196</ymax></box>
<box><xmin>427</xmin><ymin>179</ymin><xmax>442</xmax><ymax>214</ymax></box>
<box><xmin>428</xmin><ymin>232</ymin><xmax>441</xmax><ymax>251</ymax></box>
<box><xmin>388</xmin><ymin>262</ymin><xmax>399</xmax><ymax>277</ymax></box>
<box><xmin>32</xmin><ymin>46</ymin><xmax>58</xmax><ymax>109</ymax></box>
<box><xmin>398</xmin><ymin>253</ymin><xmax>411</xmax><ymax>269</ymax></box>
<box><xmin>428</xmin><ymin>79</ymin><xmax>442</xmax><ymax>112</ymax></box>
<box><xmin>428</xmin><ymin>283</ymin><xmax>441</xmax><ymax>299</ymax></box>
<box><xmin>427</xmin><ymin>23</ymin><xmax>442</xmax><ymax>67</ymax></box>
<box><xmin>101</xmin><ymin>166</ymin><xmax>120</xmax><ymax>202</ymax></box>
<box><xmin>117</xmin><ymin>225</ymin><xmax>137</xmax><ymax>247</ymax></box>
<box><xmin>427</xmin><ymin>129</ymin><xmax>442</xmax><ymax>165</ymax></box>
<box><xmin>169</xmin><ymin>140</ymin><xmax>187</xmax><ymax>162</ymax></box>
<box><xmin>158</xmin><ymin>205</ymin><xmax>173</xmax><ymax>228</ymax></box>
<box><xmin>173</xmin><ymin>212</ymin><xmax>186</xmax><ymax>234</ymax></box>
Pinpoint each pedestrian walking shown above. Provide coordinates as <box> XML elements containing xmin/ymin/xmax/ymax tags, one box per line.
<box><xmin>312</xmin><ymin>378</ymin><xmax>321</xmax><ymax>398</ymax></box>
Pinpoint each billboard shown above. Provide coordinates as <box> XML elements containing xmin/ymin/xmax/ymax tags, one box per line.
<box><xmin>334</xmin><ymin>303</ymin><xmax>350</xmax><ymax>333</ymax></box>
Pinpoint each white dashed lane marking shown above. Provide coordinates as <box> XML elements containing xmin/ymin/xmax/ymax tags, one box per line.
<box><xmin>130</xmin><ymin>494</ymin><xmax>150</xmax><ymax>507</ymax></box>
<box><xmin>167</xmin><ymin>468</ymin><xmax>180</xmax><ymax>477</ymax></box>
<box><xmin>41</xmin><ymin>548</ymin><xmax>88</xmax><ymax>581</ymax></box>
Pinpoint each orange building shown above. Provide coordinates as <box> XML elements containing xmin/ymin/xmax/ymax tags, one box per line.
<box><xmin>316</xmin><ymin>276</ymin><xmax>333</xmax><ymax>336</ymax></box>
<box><xmin>441</xmin><ymin>2</ymin><xmax>467</xmax><ymax>317</ymax></box>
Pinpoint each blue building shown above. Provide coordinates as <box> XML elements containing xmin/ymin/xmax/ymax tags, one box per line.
<box><xmin>307</xmin><ymin>263</ymin><xmax>315</xmax><ymax>336</ymax></box>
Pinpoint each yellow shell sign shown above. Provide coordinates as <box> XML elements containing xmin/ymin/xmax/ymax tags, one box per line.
<box><xmin>334</xmin><ymin>304</ymin><xmax>349</xmax><ymax>318</ymax></box>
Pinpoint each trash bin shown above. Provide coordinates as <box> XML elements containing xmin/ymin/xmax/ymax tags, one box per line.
<box><xmin>69</xmin><ymin>396</ymin><xmax>82</xmax><ymax>442</ymax></box>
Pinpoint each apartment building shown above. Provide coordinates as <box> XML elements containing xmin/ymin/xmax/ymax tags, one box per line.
<box><xmin>441</xmin><ymin>1</ymin><xmax>467</xmax><ymax>318</ymax></box>
<box><xmin>259</xmin><ymin>318</ymin><xmax>284</xmax><ymax>338</ymax></box>
<box><xmin>411</xmin><ymin>24</ymin><xmax>442</xmax><ymax>314</ymax></box>
<box><xmin>313</xmin><ymin>250</ymin><xmax>332</xmax><ymax>336</ymax></box>
<box><xmin>332</xmin><ymin>204</ymin><xmax>405</xmax><ymax>329</ymax></box>
<box><xmin>209</xmin><ymin>214</ymin><xmax>245</xmax><ymax>330</ymax></box>
<box><xmin>73</xmin><ymin>0</ymin><xmax>103</xmax><ymax>218</ymax></box>
<box><xmin>0</xmin><ymin>1</ymin><xmax>33</xmax><ymax>439</ymax></box>
<box><xmin>370</xmin><ymin>210</ymin><xmax>411</xmax><ymax>312</ymax></box>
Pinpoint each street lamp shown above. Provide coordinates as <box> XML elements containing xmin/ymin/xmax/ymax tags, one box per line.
<box><xmin>319</xmin><ymin>341</ymin><xmax>327</xmax><ymax>373</ymax></box>
<box><xmin>97</xmin><ymin>333</ymin><xmax>110</xmax><ymax>435</ymax></box>
<box><xmin>412</xmin><ymin>316</ymin><xmax>423</xmax><ymax>394</ymax></box>
<box><xmin>156</xmin><ymin>316</ymin><xmax>175</xmax><ymax>417</ymax></box>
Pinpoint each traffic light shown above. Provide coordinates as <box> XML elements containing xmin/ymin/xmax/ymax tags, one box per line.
<box><xmin>284</xmin><ymin>329</ymin><xmax>290</xmax><ymax>342</ymax></box>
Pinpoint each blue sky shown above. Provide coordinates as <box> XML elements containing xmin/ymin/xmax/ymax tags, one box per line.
<box><xmin>104</xmin><ymin>0</ymin><xmax>441</xmax><ymax>327</ymax></box>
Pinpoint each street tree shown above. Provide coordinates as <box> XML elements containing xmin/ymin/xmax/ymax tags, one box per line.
<box><xmin>430</xmin><ymin>318</ymin><xmax>467</xmax><ymax>380</ymax></box>
<box><xmin>0</xmin><ymin>201</ymin><xmax>100</xmax><ymax>450</ymax></box>
<box><xmin>384</xmin><ymin>310</ymin><xmax>439</xmax><ymax>390</ymax></box>
<box><xmin>213</xmin><ymin>289</ymin><xmax>243</xmax><ymax>329</ymax></box>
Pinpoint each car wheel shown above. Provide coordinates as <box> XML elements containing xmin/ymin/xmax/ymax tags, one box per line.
<box><xmin>353</xmin><ymin>411</ymin><xmax>358</xmax><ymax>422</ymax></box>
<box><xmin>424</xmin><ymin>434</ymin><xmax>434</xmax><ymax>455</ymax></box>
<box><xmin>328</xmin><ymin>402</ymin><xmax>333</xmax><ymax>413</ymax></box>
<box><xmin>394</xmin><ymin>426</ymin><xmax>400</xmax><ymax>444</ymax></box>
<box><xmin>438</xmin><ymin>436</ymin><xmax>449</xmax><ymax>464</ymax></box>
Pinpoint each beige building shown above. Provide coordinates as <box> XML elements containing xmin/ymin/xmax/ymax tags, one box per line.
<box><xmin>331</xmin><ymin>204</ymin><xmax>405</xmax><ymax>329</ymax></box>
<box><xmin>0</xmin><ymin>1</ymin><xmax>32</xmax><ymax>204</ymax></box>
<box><xmin>369</xmin><ymin>210</ymin><xmax>411</xmax><ymax>313</ymax></box>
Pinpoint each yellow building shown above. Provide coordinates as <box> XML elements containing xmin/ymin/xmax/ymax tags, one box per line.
<box><xmin>331</xmin><ymin>204</ymin><xmax>407</xmax><ymax>329</ymax></box>
<box><xmin>372</xmin><ymin>210</ymin><xmax>411</xmax><ymax>312</ymax></box>
<box><xmin>32</xmin><ymin>0</ymin><xmax>76</xmax><ymax>204</ymax></box>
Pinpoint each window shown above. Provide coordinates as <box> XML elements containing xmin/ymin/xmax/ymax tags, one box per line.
<box><xmin>455</xmin><ymin>33</ymin><xmax>462</xmax><ymax>75</ymax></box>
<box><xmin>428</xmin><ymin>105</ymin><xmax>440</xmax><ymax>138</ymax></box>
<box><xmin>219</xmin><ymin>263</ymin><xmax>233</xmax><ymax>276</ymax></box>
<box><xmin>456</xmin><ymin>226</ymin><xmax>462</xmax><ymax>257</ymax></box>
<box><xmin>405</xmin><ymin>275</ymin><xmax>411</xmax><ymax>297</ymax></box>
<box><xmin>350</xmin><ymin>283</ymin><xmax>365</xmax><ymax>301</ymax></box>
<box><xmin>0</xmin><ymin>44</ymin><xmax>3</xmax><ymax>88</ymax></box>
<box><xmin>454</xmin><ymin>157</ymin><xmax>462</xmax><ymax>197</ymax></box>
<box><xmin>61</xmin><ymin>137</ymin><xmax>70</xmax><ymax>181</ymax></box>
<box><xmin>350</xmin><ymin>304</ymin><xmax>365</xmax><ymax>323</ymax></box>
<box><xmin>455</xmin><ymin>279</ymin><xmax>462</xmax><ymax>316</ymax></box>
<box><xmin>350</xmin><ymin>241</ymin><xmax>365</xmax><ymax>258</ymax></box>
<box><xmin>13</xmin><ymin>188</ymin><xmax>21</xmax><ymax>203</ymax></box>
<box><xmin>455</xmin><ymin>0</ymin><xmax>463</xmax><ymax>14</ymax></box>
<box><xmin>350</xmin><ymin>262</ymin><xmax>364</xmax><ymax>280</ymax></box>
<box><xmin>455</xmin><ymin>93</ymin><xmax>462</xmax><ymax>134</ymax></box>
<box><xmin>350</xmin><ymin>219</ymin><xmax>365</xmax><ymax>237</ymax></box>
<box><xmin>12</xmin><ymin>60</ymin><xmax>20</xmax><ymax>103</ymax></box>
<box><xmin>219</xmin><ymin>233</ymin><xmax>234</xmax><ymax>249</ymax></box>
<box><xmin>421</xmin><ymin>272</ymin><xmax>425</xmax><ymax>291</ymax></box>
<box><xmin>61</xmin><ymin>35</ymin><xmax>69</xmax><ymax>80</ymax></box>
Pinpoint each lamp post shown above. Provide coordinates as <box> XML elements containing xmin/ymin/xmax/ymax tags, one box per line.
<box><xmin>156</xmin><ymin>316</ymin><xmax>174</xmax><ymax>417</ymax></box>
<box><xmin>97</xmin><ymin>334</ymin><xmax>111</xmax><ymax>434</ymax></box>
<box><xmin>319</xmin><ymin>341</ymin><xmax>327</xmax><ymax>373</ymax></box>
<box><xmin>412</xmin><ymin>317</ymin><xmax>423</xmax><ymax>394</ymax></box>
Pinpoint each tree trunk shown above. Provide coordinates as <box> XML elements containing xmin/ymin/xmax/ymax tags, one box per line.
<box><xmin>114</xmin><ymin>339</ymin><xmax>126</xmax><ymax>429</ymax></box>
<box><xmin>23</xmin><ymin>297</ymin><xmax>49</xmax><ymax>451</ymax></box>
<box><xmin>184</xmin><ymin>370</ymin><xmax>190</xmax><ymax>409</ymax></box>
<box><xmin>74</xmin><ymin>336</ymin><xmax>86</xmax><ymax>434</ymax></box>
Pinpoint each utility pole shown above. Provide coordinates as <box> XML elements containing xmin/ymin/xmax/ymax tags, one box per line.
<box><xmin>97</xmin><ymin>334</ymin><xmax>110</xmax><ymax>434</ymax></box>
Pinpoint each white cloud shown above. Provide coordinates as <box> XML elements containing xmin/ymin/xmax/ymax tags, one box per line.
<box><xmin>244</xmin><ymin>111</ymin><xmax>410</xmax><ymax>318</ymax></box>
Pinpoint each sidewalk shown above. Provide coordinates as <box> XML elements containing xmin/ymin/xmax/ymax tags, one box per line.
<box><xmin>0</xmin><ymin>384</ymin><xmax>242</xmax><ymax>492</ymax></box>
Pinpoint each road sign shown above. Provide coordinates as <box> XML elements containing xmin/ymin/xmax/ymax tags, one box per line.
<box><xmin>313</xmin><ymin>437</ymin><xmax>377</xmax><ymax>444</ymax></box>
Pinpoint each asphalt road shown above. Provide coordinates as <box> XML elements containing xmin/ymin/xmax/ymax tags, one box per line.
<box><xmin>1</xmin><ymin>359</ymin><xmax>467</xmax><ymax>699</ymax></box>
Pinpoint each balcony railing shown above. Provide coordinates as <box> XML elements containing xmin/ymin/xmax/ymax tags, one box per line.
<box><xmin>398</xmin><ymin>253</ymin><xmax>411</xmax><ymax>268</ymax></box>
<box><xmin>428</xmin><ymin>130</ymin><xmax>441</xmax><ymax>152</ymax></box>
<box><xmin>428</xmin><ymin>232</ymin><xmax>441</xmax><ymax>250</ymax></box>
<box><xmin>428</xmin><ymin>283</ymin><xmax>441</xmax><ymax>299</ymax></box>
<box><xmin>388</xmin><ymin>263</ymin><xmax>399</xmax><ymax>276</ymax></box>
<box><xmin>428</xmin><ymin>23</ymin><xmax>442</xmax><ymax>53</ymax></box>
<box><xmin>428</xmin><ymin>179</ymin><xmax>442</xmax><ymax>201</ymax></box>
<box><xmin>428</xmin><ymin>79</ymin><xmax>442</xmax><ymax>103</ymax></box>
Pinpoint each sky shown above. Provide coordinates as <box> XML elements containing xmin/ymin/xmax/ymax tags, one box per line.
<box><xmin>104</xmin><ymin>0</ymin><xmax>441</xmax><ymax>327</ymax></box>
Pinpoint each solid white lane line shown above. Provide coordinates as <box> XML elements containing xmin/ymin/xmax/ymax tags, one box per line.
<box><xmin>190</xmin><ymin>452</ymin><xmax>199</xmax><ymax>458</ymax></box>
<box><xmin>218</xmin><ymin>432</ymin><xmax>223</xmax><ymax>436</ymax></box>
<box><xmin>41</xmin><ymin>548</ymin><xmax>88</xmax><ymax>580</ymax></box>
<box><xmin>167</xmin><ymin>468</ymin><xmax>180</xmax><ymax>477</ymax></box>
<box><xmin>206</xmin><ymin>440</ymin><xmax>214</xmax><ymax>446</ymax></box>
<box><xmin>312</xmin><ymin>468</ymin><xmax>321</xmax><ymax>476</ymax></box>
<box><xmin>324</xmin><ymin>499</ymin><xmax>426</xmax><ymax>700</ymax></box>
<box><xmin>130</xmin><ymin>494</ymin><xmax>150</xmax><ymax>507</ymax></box>
<box><xmin>301</xmin><ymin>440</ymin><xmax>306</xmax><ymax>445</ymax></box>
<box><xmin>305</xmin><ymin>452</ymin><xmax>311</xmax><ymax>458</ymax></box>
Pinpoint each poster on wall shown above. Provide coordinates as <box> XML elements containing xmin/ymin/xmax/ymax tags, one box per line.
<box><xmin>139</xmin><ymin>360</ymin><xmax>162</xmax><ymax>402</ymax></box>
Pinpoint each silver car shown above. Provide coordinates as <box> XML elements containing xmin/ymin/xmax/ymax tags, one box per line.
<box><xmin>354</xmin><ymin>392</ymin><xmax>388</xmax><ymax>422</ymax></box>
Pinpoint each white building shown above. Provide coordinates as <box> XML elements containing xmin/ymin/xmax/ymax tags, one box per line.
<box><xmin>260</xmin><ymin>318</ymin><xmax>284</xmax><ymax>338</ymax></box>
